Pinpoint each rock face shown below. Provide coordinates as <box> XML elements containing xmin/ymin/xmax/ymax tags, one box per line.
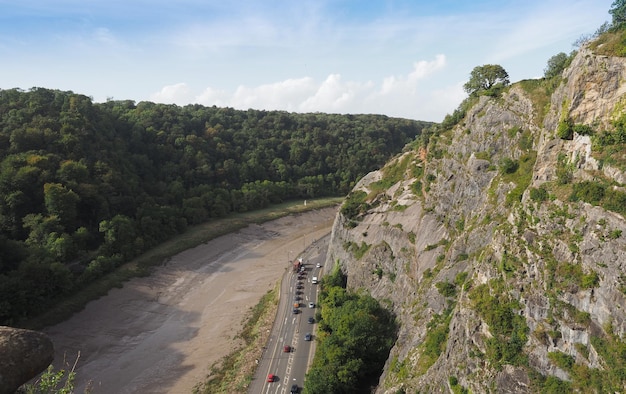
<box><xmin>0</xmin><ymin>326</ymin><xmax>54</xmax><ymax>394</ymax></box>
<box><xmin>325</xmin><ymin>45</ymin><xmax>626</xmax><ymax>393</ymax></box>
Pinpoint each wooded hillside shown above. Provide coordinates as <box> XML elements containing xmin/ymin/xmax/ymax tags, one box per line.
<box><xmin>0</xmin><ymin>87</ymin><xmax>431</xmax><ymax>325</ymax></box>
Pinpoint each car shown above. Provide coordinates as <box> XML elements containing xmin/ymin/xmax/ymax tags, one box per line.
<box><xmin>308</xmin><ymin>302</ymin><xmax>315</xmax><ymax>308</ymax></box>
<box><xmin>292</xmin><ymin>308</ymin><xmax>299</xmax><ymax>314</ymax></box>
<box><xmin>307</xmin><ymin>316</ymin><xmax>315</xmax><ymax>324</ymax></box>
<box><xmin>296</xmin><ymin>284</ymin><xmax>303</xmax><ymax>289</ymax></box>
<box><xmin>290</xmin><ymin>384</ymin><xmax>300</xmax><ymax>393</ymax></box>
<box><xmin>283</xmin><ymin>345</ymin><xmax>291</xmax><ymax>353</ymax></box>
<box><xmin>316</xmin><ymin>262</ymin><xmax>321</xmax><ymax>268</ymax></box>
<box><xmin>294</xmin><ymin>295</ymin><xmax>300</xmax><ymax>301</ymax></box>
<box><xmin>267</xmin><ymin>373</ymin><xmax>276</xmax><ymax>382</ymax></box>
<box><xmin>294</xmin><ymin>302</ymin><xmax>300</xmax><ymax>308</ymax></box>
<box><xmin>311</xmin><ymin>276</ymin><xmax>318</xmax><ymax>284</ymax></box>
<box><xmin>304</xmin><ymin>333</ymin><xmax>312</xmax><ymax>341</ymax></box>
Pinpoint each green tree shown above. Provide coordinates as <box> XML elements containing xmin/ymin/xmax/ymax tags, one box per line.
<box><xmin>99</xmin><ymin>215</ymin><xmax>136</xmax><ymax>259</ymax></box>
<box><xmin>44</xmin><ymin>183</ymin><xmax>79</xmax><ymax>230</ymax></box>
<box><xmin>463</xmin><ymin>64</ymin><xmax>510</xmax><ymax>96</ymax></box>
<box><xmin>499</xmin><ymin>157</ymin><xmax>519</xmax><ymax>174</ymax></box>
<box><xmin>306</xmin><ymin>266</ymin><xmax>397</xmax><ymax>393</ymax></box>
<box><xmin>610</xmin><ymin>0</ymin><xmax>626</xmax><ymax>27</ymax></box>
<box><xmin>544</xmin><ymin>52</ymin><xmax>572</xmax><ymax>79</ymax></box>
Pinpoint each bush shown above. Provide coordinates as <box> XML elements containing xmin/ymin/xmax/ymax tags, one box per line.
<box><xmin>340</xmin><ymin>191</ymin><xmax>368</xmax><ymax>224</ymax></box>
<box><xmin>499</xmin><ymin>158</ymin><xmax>519</xmax><ymax>174</ymax></box>
<box><xmin>469</xmin><ymin>282</ymin><xmax>529</xmax><ymax>368</ymax></box>
<box><xmin>544</xmin><ymin>52</ymin><xmax>574</xmax><ymax>79</ymax></box>
<box><xmin>573</xmin><ymin>124</ymin><xmax>594</xmax><ymax>136</ymax></box>
<box><xmin>436</xmin><ymin>281</ymin><xmax>457</xmax><ymax>297</ymax></box>
<box><xmin>556</xmin><ymin>154</ymin><xmax>573</xmax><ymax>184</ymax></box>
<box><xmin>581</xmin><ymin>271</ymin><xmax>600</xmax><ymax>289</ymax></box>
<box><xmin>557</xmin><ymin>119</ymin><xmax>574</xmax><ymax>140</ymax></box>
<box><xmin>530</xmin><ymin>186</ymin><xmax>549</xmax><ymax>202</ymax></box>
<box><xmin>548</xmin><ymin>351</ymin><xmax>575</xmax><ymax>370</ymax></box>
<box><xmin>603</xmin><ymin>189</ymin><xmax>626</xmax><ymax>215</ymax></box>
<box><xmin>570</xmin><ymin>181</ymin><xmax>607</xmax><ymax>205</ymax></box>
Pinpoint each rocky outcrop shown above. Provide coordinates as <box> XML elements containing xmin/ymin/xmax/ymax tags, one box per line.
<box><xmin>0</xmin><ymin>326</ymin><xmax>54</xmax><ymax>394</ymax></box>
<box><xmin>326</xmin><ymin>45</ymin><xmax>626</xmax><ymax>393</ymax></box>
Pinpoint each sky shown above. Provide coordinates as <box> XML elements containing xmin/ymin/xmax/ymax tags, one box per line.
<box><xmin>0</xmin><ymin>0</ymin><xmax>613</xmax><ymax>122</ymax></box>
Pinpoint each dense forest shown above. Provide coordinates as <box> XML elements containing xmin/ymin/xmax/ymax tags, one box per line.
<box><xmin>304</xmin><ymin>266</ymin><xmax>397</xmax><ymax>393</ymax></box>
<box><xmin>0</xmin><ymin>87</ymin><xmax>431</xmax><ymax>325</ymax></box>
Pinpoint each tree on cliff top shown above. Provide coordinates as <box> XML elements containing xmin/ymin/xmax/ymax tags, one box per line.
<box><xmin>463</xmin><ymin>64</ymin><xmax>510</xmax><ymax>96</ymax></box>
<box><xmin>610</xmin><ymin>0</ymin><xmax>626</xmax><ymax>27</ymax></box>
<box><xmin>544</xmin><ymin>52</ymin><xmax>574</xmax><ymax>79</ymax></box>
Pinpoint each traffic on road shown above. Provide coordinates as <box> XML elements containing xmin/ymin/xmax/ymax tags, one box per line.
<box><xmin>249</xmin><ymin>236</ymin><xmax>329</xmax><ymax>394</ymax></box>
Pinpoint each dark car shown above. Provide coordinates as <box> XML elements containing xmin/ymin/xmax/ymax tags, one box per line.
<box><xmin>291</xmin><ymin>384</ymin><xmax>300</xmax><ymax>393</ymax></box>
<box><xmin>307</xmin><ymin>316</ymin><xmax>315</xmax><ymax>324</ymax></box>
<box><xmin>304</xmin><ymin>333</ymin><xmax>312</xmax><ymax>341</ymax></box>
<box><xmin>292</xmin><ymin>308</ymin><xmax>299</xmax><ymax>314</ymax></box>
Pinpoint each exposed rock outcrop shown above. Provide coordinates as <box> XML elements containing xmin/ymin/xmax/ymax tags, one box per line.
<box><xmin>0</xmin><ymin>326</ymin><xmax>54</xmax><ymax>394</ymax></box>
<box><xmin>326</xmin><ymin>45</ymin><xmax>626</xmax><ymax>393</ymax></box>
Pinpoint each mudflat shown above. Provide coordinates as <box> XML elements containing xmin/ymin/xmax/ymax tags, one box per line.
<box><xmin>44</xmin><ymin>207</ymin><xmax>338</xmax><ymax>393</ymax></box>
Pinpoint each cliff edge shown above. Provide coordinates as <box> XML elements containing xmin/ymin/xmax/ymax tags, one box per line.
<box><xmin>325</xmin><ymin>44</ymin><xmax>626</xmax><ymax>393</ymax></box>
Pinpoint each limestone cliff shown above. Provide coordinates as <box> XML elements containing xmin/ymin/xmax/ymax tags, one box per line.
<box><xmin>325</xmin><ymin>45</ymin><xmax>626</xmax><ymax>393</ymax></box>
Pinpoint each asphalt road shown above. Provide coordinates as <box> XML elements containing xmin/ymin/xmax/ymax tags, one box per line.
<box><xmin>248</xmin><ymin>234</ymin><xmax>329</xmax><ymax>394</ymax></box>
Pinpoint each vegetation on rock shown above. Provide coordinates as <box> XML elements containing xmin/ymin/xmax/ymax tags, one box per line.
<box><xmin>304</xmin><ymin>266</ymin><xmax>397</xmax><ymax>393</ymax></box>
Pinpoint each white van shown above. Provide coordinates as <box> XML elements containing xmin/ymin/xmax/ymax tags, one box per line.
<box><xmin>311</xmin><ymin>276</ymin><xmax>318</xmax><ymax>284</ymax></box>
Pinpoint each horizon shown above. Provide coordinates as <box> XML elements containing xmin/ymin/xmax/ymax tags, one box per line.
<box><xmin>0</xmin><ymin>0</ymin><xmax>612</xmax><ymax>122</ymax></box>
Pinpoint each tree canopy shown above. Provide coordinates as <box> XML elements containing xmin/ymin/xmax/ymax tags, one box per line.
<box><xmin>544</xmin><ymin>52</ymin><xmax>573</xmax><ymax>79</ymax></box>
<box><xmin>304</xmin><ymin>267</ymin><xmax>397</xmax><ymax>393</ymax></box>
<box><xmin>610</xmin><ymin>0</ymin><xmax>626</xmax><ymax>27</ymax></box>
<box><xmin>463</xmin><ymin>64</ymin><xmax>510</xmax><ymax>96</ymax></box>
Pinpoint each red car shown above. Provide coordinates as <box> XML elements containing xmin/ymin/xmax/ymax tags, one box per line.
<box><xmin>267</xmin><ymin>373</ymin><xmax>276</xmax><ymax>382</ymax></box>
<box><xmin>283</xmin><ymin>345</ymin><xmax>291</xmax><ymax>352</ymax></box>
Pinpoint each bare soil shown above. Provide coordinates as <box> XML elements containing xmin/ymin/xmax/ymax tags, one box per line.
<box><xmin>44</xmin><ymin>207</ymin><xmax>337</xmax><ymax>394</ymax></box>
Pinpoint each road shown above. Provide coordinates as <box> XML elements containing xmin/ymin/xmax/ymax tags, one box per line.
<box><xmin>248</xmin><ymin>234</ymin><xmax>329</xmax><ymax>394</ymax></box>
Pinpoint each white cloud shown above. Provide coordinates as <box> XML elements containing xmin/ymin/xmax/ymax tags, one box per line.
<box><xmin>409</xmin><ymin>54</ymin><xmax>447</xmax><ymax>82</ymax></box>
<box><xmin>299</xmin><ymin>74</ymin><xmax>372</xmax><ymax>113</ymax></box>
<box><xmin>150</xmin><ymin>55</ymin><xmax>454</xmax><ymax>120</ymax></box>
<box><xmin>195</xmin><ymin>86</ymin><xmax>229</xmax><ymax>107</ymax></box>
<box><xmin>93</xmin><ymin>27</ymin><xmax>117</xmax><ymax>45</ymax></box>
<box><xmin>230</xmin><ymin>77</ymin><xmax>317</xmax><ymax>111</ymax></box>
<box><xmin>379</xmin><ymin>54</ymin><xmax>446</xmax><ymax>95</ymax></box>
<box><xmin>150</xmin><ymin>82</ymin><xmax>193</xmax><ymax>104</ymax></box>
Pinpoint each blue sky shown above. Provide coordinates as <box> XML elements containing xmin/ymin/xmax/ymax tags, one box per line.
<box><xmin>0</xmin><ymin>0</ymin><xmax>612</xmax><ymax>122</ymax></box>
